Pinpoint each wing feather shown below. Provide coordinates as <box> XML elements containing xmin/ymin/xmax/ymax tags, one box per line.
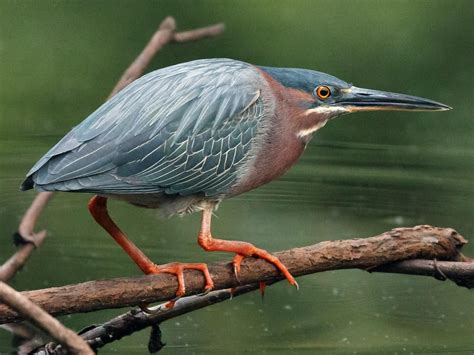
<box><xmin>23</xmin><ymin>59</ymin><xmax>267</xmax><ymax>197</ymax></box>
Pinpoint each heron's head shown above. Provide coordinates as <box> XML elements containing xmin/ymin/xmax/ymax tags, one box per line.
<box><xmin>258</xmin><ymin>66</ymin><xmax>451</xmax><ymax>139</ymax></box>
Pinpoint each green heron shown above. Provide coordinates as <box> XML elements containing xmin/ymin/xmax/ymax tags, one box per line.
<box><xmin>21</xmin><ymin>58</ymin><xmax>450</xmax><ymax>296</ymax></box>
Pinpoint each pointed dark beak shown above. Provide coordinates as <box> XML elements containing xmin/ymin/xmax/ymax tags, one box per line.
<box><xmin>337</xmin><ymin>86</ymin><xmax>451</xmax><ymax>112</ymax></box>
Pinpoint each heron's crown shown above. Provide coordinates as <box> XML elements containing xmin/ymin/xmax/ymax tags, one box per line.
<box><xmin>258</xmin><ymin>66</ymin><xmax>350</xmax><ymax>93</ymax></box>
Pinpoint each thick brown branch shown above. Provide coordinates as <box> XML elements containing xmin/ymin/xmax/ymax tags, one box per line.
<box><xmin>0</xmin><ymin>282</ymin><xmax>92</xmax><ymax>354</ymax></box>
<box><xmin>0</xmin><ymin>225</ymin><xmax>468</xmax><ymax>324</ymax></box>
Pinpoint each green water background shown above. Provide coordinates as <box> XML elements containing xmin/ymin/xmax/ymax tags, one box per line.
<box><xmin>0</xmin><ymin>1</ymin><xmax>473</xmax><ymax>353</ymax></box>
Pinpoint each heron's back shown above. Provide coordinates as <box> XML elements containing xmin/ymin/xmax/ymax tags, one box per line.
<box><xmin>22</xmin><ymin>59</ymin><xmax>271</xmax><ymax>199</ymax></box>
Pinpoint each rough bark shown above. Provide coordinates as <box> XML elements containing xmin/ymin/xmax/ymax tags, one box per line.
<box><xmin>35</xmin><ymin>258</ymin><xmax>474</xmax><ymax>353</ymax></box>
<box><xmin>0</xmin><ymin>225</ymin><xmax>469</xmax><ymax>324</ymax></box>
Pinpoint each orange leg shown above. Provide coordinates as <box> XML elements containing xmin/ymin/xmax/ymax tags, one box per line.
<box><xmin>88</xmin><ymin>195</ymin><xmax>214</xmax><ymax>297</ymax></box>
<box><xmin>197</xmin><ymin>206</ymin><xmax>298</xmax><ymax>289</ymax></box>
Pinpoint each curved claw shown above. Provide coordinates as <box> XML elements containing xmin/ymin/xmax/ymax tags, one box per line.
<box><xmin>231</xmin><ymin>249</ymin><xmax>298</xmax><ymax>289</ymax></box>
<box><xmin>233</xmin><ymin>254</ymin><xmax>244</xmax><ymax>283</ymax></box>
<box><xmin>252</xmin><ymin>249</ymin><xmax>298</xmax><ymax>288</ymax></box>
<box><xmin>165</xmin><ymin>297</ymin><xmax>180</xmax><ymax>309</ymax></box>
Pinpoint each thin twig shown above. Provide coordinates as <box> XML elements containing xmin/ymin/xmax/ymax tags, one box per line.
<box><xmin>18</xmin><ymin>192</ymin><xmax>54</xmax><ymax>241</ymax></box>
<box><xmin>0</xmin><ymin>282</ymin><xmax>92</xmax><ymax>354</ymax></box>
<box><xmin>173</xmin><ymin>23</ymin><xmax>225</xmax><ymax>42</ymax></box>
<box><xmin>0</xmin><ymin>225</ymin><xmax>469</xmax><ymax>324</ymax></box>
<box><xmin>0</xmin><ymin>192</ymin><xmax>52</xmax><ymax>282</ymax></box>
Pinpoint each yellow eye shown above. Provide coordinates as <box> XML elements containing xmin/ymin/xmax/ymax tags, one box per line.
<box><xmin>316</xmin><ymin>85</ymin><xmax>331</xmax><ymax>100</ymax></box>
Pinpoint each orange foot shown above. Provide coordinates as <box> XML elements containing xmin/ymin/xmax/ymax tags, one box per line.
<box><xmin>147</xmin><ymin>262</ymin><xmax>214</xmax><ymax>298</ymax></box>
<box><xmin>198</xmin><ymin>208</ymin><xmax>298</xmax><ymax>292</ymax></box>
<box><xmin>199</xmin><ymin>234</ymin><xmax>297</xmax><ymax>288</ymax></box>
<box><xmin>140</xmin><ymin>262</ymin><xmax>214</xmax><ymax>313</ymax></box>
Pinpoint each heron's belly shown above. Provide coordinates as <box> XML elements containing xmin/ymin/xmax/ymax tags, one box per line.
<box><xmin>106</xmin><ymin>192</ymin><xmax>217</xmax><ymax>218</ymax></box>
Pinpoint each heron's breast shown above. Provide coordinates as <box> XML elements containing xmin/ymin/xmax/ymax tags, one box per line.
<box><xmin>229</xmin><ymin>91</ymin><xmax>307</xmax><ymax>196</ymax></box>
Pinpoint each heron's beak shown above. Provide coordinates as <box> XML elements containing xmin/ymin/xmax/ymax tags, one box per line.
<box><xmin>338</xmin><ymin>86</ymin><xmax>451</xmax><ymax>112</ymax></box>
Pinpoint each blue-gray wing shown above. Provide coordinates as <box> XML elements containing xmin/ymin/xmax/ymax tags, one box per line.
<box><xmin>23</xmin><ymin>59</ymin><xmax>267</xmax><ymax>197</ymax></box>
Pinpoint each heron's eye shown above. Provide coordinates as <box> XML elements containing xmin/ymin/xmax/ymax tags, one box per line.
<box><xmin>316</xmin><ymin>86</ymin><xmax>331</xmax><ymax>100</ymax></box>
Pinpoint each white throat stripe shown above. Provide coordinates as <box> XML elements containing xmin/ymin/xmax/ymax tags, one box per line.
<box><xmin>297</xmin><ymin>120</ymin><xmax>328</xmax><ymax>138</ymax></box>
<box><xmin>304</xmin><ymin>106</ymin><xmax>348</xmax><ymax>115</ymax></box>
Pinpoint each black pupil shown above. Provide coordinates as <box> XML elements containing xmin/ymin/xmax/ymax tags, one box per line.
<box><xmin>320</xmin><ymin>88</ymin><xmax>329</xmax><ymax>97</ymax></box>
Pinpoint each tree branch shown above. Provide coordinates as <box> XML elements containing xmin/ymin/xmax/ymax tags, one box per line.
<box><xmin>0</xmin><ymin>193</ymin><xmax>52</xmax><ymax>282</ymax></box>
<box><xmin>37</xmin><ymin>258</ymin><xmax>474</xmax><ymax>353</ymax></box>
<box><xmin>0</xmin><ymin>225</ymin><xmax>469</xmax><ymax>324</ymax></box>
<box><xmin>372</xmin><ymin>259</ymin><xmax>474</xmax><ymax>288</ymax></box>
<box><xmin>0</xmin><ymin>282</ymin><xmax>92</xmax><ymax>354</ymax></box>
